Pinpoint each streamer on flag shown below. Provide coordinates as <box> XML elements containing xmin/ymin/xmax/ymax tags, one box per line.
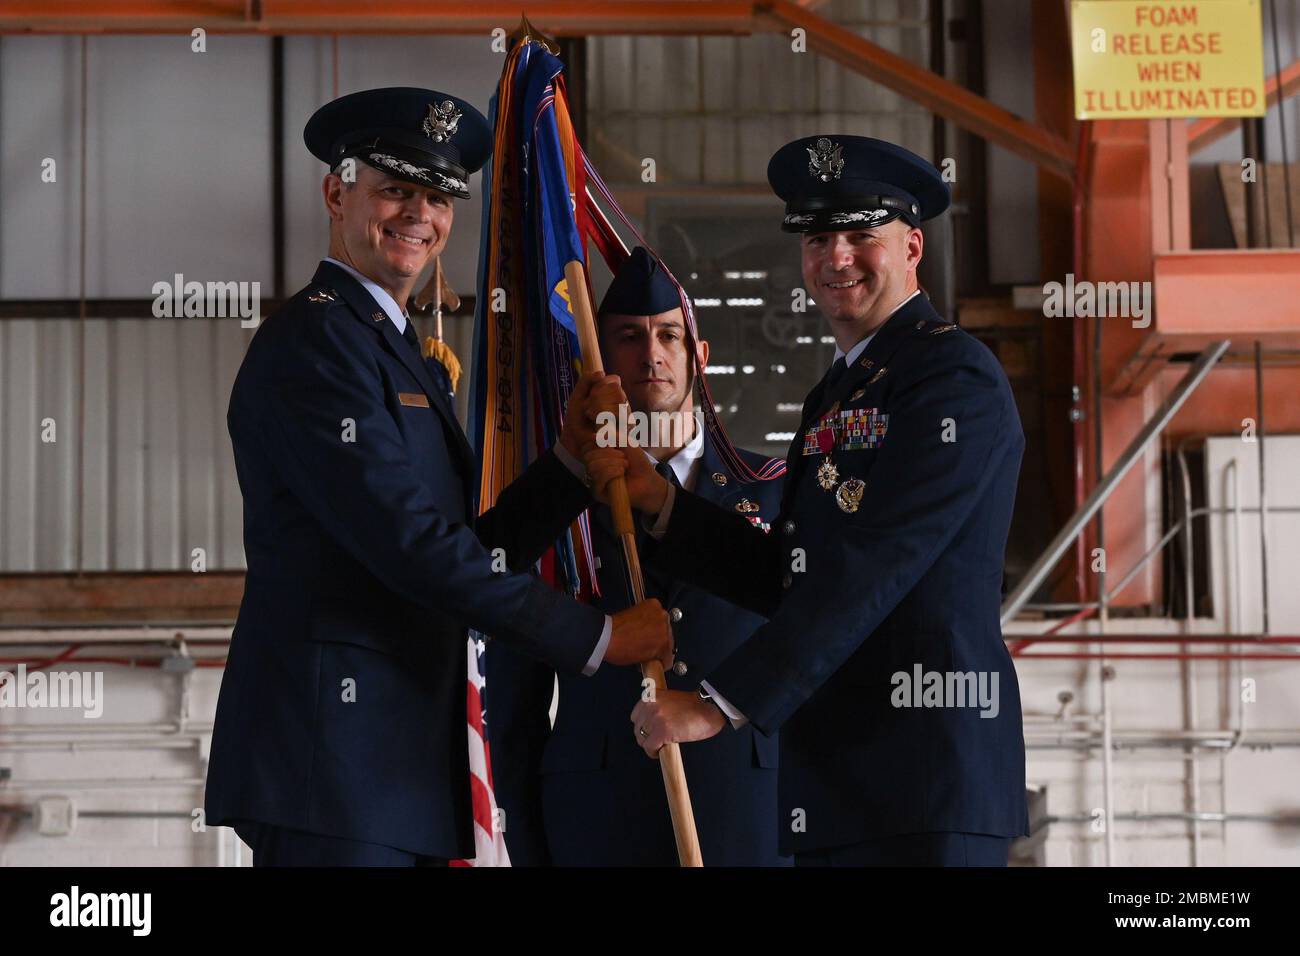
<box><xmin>459</xmin><ymin>27</ymin><xmax>783</xmax><ymax>865</ymax></box>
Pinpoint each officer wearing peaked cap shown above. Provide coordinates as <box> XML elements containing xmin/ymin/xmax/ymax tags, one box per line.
<box><xmin>488</xmin><ymin>248</ymin><xmax>790</xmax><ymax>866</ymax></box>
<box><xmin>589</xmin><ymin>135</ymin><xmax>1029</xmax><ymax>866</ymax></box>
<box><xmin>206</xmin><ymin>88</ymin><xmax>673</xmax><ymax>866</ymax></box>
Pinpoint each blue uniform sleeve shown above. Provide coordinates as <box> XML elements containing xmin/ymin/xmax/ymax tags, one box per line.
<box><xmin>679</xmin><ymin>337</ymin><xmax>1017</xmax><ymax>734</ymax></box>
<box><xmin>248</xmin><ymin>307</ymin><xmax>604</xmax><ymax>674</ymax></box>
<box><xmin>476</xmin><ymin>448</ymin><xmax>590</xmax><ymax>573</ymax></box>
<box><xmin>653</xmin><ymin>489</ymin><xmax>784</xmax><ymax>618</ymax></box>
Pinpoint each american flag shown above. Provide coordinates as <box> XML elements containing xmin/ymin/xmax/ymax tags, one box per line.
<box><xmin>452</xmin><ymin>632</ymin><xmax>510</xmax><ymax>867</ymax></box>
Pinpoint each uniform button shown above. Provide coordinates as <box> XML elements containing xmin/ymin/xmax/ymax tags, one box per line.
<box><xmin>782</xmin><ymin>520</ymin><xmax>796</xmax><ymax>535</ymax></box>
<box><xmin>782</xmin><ymin>573</ymin><xmax>793</xmax><ymax>589</ymax></box>
<box><xmin>669</xmin><ymin>607</ymin><xmax>683</xmax><ymax>623</ymax></box>
<box><xmin>672</xmin><ymin>660</ymin><xmax>688</xmax><ymax>676</ymax></box>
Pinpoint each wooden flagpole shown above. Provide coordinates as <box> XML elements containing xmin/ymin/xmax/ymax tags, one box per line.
<box><xmin>563</xmin><ymin>259</ymin><xmax>704</xmax><ymax>868</ymax></box>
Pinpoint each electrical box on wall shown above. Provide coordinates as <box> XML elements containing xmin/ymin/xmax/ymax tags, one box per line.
<box><xmin>36</xmin><ymin>796</ymin><xmax>77</xmax><ymax>837</ymax></box>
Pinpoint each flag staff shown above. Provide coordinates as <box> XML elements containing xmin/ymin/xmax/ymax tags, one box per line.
<box><xmin>563</xmin><ymin>258</ymin><xmax>704</xmax><ymax>868</ymax></box>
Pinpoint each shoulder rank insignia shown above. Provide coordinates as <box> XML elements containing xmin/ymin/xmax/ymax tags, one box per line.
<box><xmin>868</xmin><ymin>366</ymin><xmax>888</xmax><ymax>385</ymax></box>
<box><xmin>711</xmin><ymin>472</ymin><xmax>728</xmax><ymax>486</ymax></box>
<box><xmin>931</xmin><ymin>323</ymin><xmax>960</xmax><ymax>335</ymax></box>
<box><xmin>835</xmin><ymin>477</ymin><xmax>866</xmax><ymax>514</ymax></box>
<box><xmin>307</xmin><ymin>289</ymin><xmax>337</xmax><ymax>304</ymax></box>
<box><xmin>806</xmin><ymin>137</ymin><xmax>844</xmax><ymax>182</ymax></box>
<box><xmin>734</xmin><ymin>498</ymin><xmax>760</xmax><ymax>514</ymax></box>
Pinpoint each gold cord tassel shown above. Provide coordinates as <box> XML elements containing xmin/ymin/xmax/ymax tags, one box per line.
<box><xmin>415</xmin><ymin>256</ymin><xmax>462</xmax><ymax>393</ymax></box>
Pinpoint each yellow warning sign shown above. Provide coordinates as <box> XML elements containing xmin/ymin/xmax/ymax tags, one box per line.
<box><xmin>1071</xmin><ymin>1</ymin><xmax>1266</xmax><ymax>119</ymax></box>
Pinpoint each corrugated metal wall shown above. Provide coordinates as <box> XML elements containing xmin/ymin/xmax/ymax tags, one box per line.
<box><xmin>0</xmin><ymin>33</ymin><xmax>495</xmax><ymax>572</ymax></box>
<box><xmin>0</xmin><ymin>318</ymin><xmax>253</xmax><ymax>571</ymax></box>
<box><xmin>587</xmin><ymin>0</ymin><xmax>933</xmax><ymax>186</ymax></box>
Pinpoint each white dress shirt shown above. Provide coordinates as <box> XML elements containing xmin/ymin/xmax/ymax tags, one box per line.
<box><xmin>323</xmin><ymin>257</ymin><xmax>410</xmax><ymax>335</ymax></box>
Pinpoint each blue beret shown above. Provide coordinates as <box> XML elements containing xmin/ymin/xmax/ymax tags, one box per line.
<box><xmin>767</xmin><ymin>135</ymin><xmax>950</xmax><ymax>233</ymax></box>
<box><xmin>304</xmin><ymin>87</ymin><xmax>492</xmax><ymax>200</ymax></box>
<box><xmin>598</xmin><ymin>247</ymin><xmax>683</xmax><ymax>317</ymax></box>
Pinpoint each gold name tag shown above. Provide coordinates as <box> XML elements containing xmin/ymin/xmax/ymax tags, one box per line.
<box><xmin>398</xmin><ymin>392</ymin><xmax>430</xmax><ymax>408</ymax></box>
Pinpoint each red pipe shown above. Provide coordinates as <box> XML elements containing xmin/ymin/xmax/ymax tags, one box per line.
<box><xmin>1070</xmin><ymin>121</ymin><xmax>1093</xmax><ymax>607</ymax></box>
<box><xmin>0</xmin><ymin>655</ymin><xmax>226</xmax><ymax>668</ymax></box>
<box><xmin>1009</xmin><ymin>634</ymin><xmax>1300</xmax><ymax>644</ymax></box>
<box><xmin>1019</xmin><ymin>652</ymin><xmax>1300</xmax><ymax>661</ymax></box>
<box><xmin>1008</xmin><ymin>604</ymin><xmax>1098</xmax><ymax>655</ymax></box>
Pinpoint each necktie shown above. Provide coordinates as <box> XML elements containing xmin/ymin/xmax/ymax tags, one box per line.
<box><xmin>643</xmin><ymin>460</ymin><xmax>680</xmax><ymax>598</ymax></box>
<box><xmin>825</xmin><ymin>355</ymin><xmax>849</xmax><ymax>393</ymax></box>
<box><xmin>400</xmin><ymin>318</ymin><xmax>423</xmax><ymax>360</ymax></box>
<box><xmin>655</xmin><ymin>459</ymin><xmax>681</xmax><ymax>489</ymax></box>
<box><xmin>803</xmin><ymin>356</ymin><xmax>849</xmax><ymax>423</ymax></box>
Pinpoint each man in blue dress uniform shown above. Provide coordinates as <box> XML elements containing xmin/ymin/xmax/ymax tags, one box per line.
<box><xmin>205</xmin><ymin>88</ymin><xmax>673</xmax><ymax>866</ymax></box>
<box><xmin>588</xmin><ymin>136</ymin><xmax>1029</xmax><ymax>866</ymax></box>
<box><xmin>488</xmin><ymin>248</ymin><xmax>790</xmax><ymax>866</ymax></box>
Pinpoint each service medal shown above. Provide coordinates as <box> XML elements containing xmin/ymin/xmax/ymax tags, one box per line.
<box><xmin>816</xmin><ymin>458</ymin><xmax>839</xmax><ymax>491</ymax></box>
<box><xmin>835</xmin><ymin>477</ymin><xmax>865</xmax><ymax>514</ymax></box>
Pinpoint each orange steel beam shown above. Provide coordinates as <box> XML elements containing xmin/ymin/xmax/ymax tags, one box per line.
<box><xmin>0</xmin><ymin>1</ymin><xmax>756</xmax><ymax>35</ymax></box>
<box><xmin>1153</xmin><ymin>249</ymin><xmax>1300</xmax><ymax>339</ymax></box>
<box><xmin>1188</xmin><ymin>58</ymin><xmax>1300</xmax><ymax>152</ymax></box>
<box><xmin>755</xmin><ymin>0</ymin><xmax>1075</xmax><ymax>180</ymax></box>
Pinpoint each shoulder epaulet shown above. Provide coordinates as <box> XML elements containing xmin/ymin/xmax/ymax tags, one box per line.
<box><xmin>916</xmin><ymin>318</ymin><xmax>962</xmax><ymax>337</ymax></box>
<box><xmin>305</xmin><ymin>287</ymin><xmax>339</xmax><ymax>306</ymax></box>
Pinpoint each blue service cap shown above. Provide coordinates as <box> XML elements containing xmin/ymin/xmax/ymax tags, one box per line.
<box><xmin>598</xmin><ymin>247</ymin><xmax>683</xmax><ymax>317</ymax></box>
<box><xmin>304</xmin><ymin>87</ymin><xmax>492</xmax><ymax>200</ymax></box>
<box><xmin>767</xmin><ymin>135</ymin><xmax>950</xmax><ymax>233</ymax></box>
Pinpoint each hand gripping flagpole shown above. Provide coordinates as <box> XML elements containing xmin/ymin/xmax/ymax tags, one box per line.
<box><xmin>563</xmin><ymin>259</ymin><xmax>704</xmax><ymax>868</ymax></box>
